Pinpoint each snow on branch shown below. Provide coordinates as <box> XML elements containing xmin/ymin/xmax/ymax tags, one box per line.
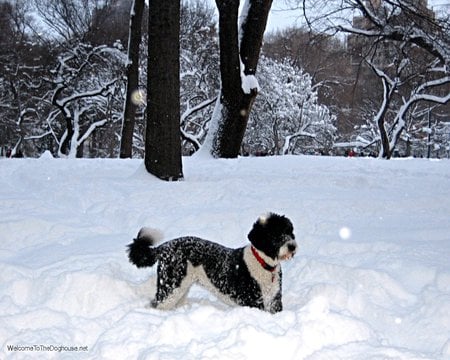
<box><xmin>355</xmin><ymin>0</ymin><xmax>385</xmax><ymax>28</ymax></box>
<box><xmin>55</xmin><ymin>78</ymin><xmax>119</xmax><ymax>108</ymax></box>
<box><xmin>181</xmin><ymin>97</ymin><xmax>217</xmax><ymax>124</ymax></box>
<box><xmin>24</xmin><ymin>131</ymin><xmax>53</xmax><ymax>141</ymax></box>
<box><xmin>337</xmin><ymin>1</ymin><xmax>449</xmax><ymax>65</ymax></box>
<box><xmin>77</xmin><ymin>118</ymin><xmax>108</xmax><ymax>146</ymax></box>
<box><xmin>282</xmin><ymin>131</ymin><xmax>317</xmax><ymax>155</ymax></box>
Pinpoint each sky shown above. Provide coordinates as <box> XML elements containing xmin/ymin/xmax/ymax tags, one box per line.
<box><xmin>265</xmin><ymin>1</ymin><xmax>303</xmax><ymax>33</ymax></box>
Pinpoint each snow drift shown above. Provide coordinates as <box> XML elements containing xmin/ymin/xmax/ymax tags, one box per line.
<box><xmin>1</xmin><ymin>155</ymin><xmax>449</xmax><ymax>359</ymax></box>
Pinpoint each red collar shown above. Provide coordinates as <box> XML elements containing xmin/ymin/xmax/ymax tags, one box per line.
<box><xmin>251</xmin><ymin>246</ymin><xmax>277</xmax><ymax>272</ymax></box>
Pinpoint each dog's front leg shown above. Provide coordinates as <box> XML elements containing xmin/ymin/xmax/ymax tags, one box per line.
<box><xmin>268</xmin><ymin>273</ymin><xmax>283</xmax><ymax>313</ymax></box>
<box><xmin>268</xmin><ymin>290</ymin><xmax>282</xmax><ymax>313</ymax></box>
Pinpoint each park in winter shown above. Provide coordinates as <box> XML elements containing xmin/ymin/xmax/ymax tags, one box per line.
<box><xmin>1</xmin><ymin>0</ymin><xmax>449</xmax><ymax>359</ymax></box>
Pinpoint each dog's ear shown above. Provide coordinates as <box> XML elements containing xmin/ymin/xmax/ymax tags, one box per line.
<box><xmin>247</xmin><ymin>214</ymin><xmax>269</xmax><ymax>248</ymax></box>
<box><xmin>265</xmin><ymin>213</ymin><xmax>294</xmax><ymax>236</ymax></box>
<box><xmin>256</xmin><ymin>213</ymin><xmax>270</xmax><ymax>225</ymax></box>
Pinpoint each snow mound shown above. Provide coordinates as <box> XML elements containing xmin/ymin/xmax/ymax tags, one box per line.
<box><xmin>39</xmin><ymin>150</ymin><xmax>54</xmax><ymax>159</ymax></box>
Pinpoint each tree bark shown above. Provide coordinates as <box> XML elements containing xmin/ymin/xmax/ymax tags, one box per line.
<box><xmin>208</xmin><ymin>0</ymin><xmax>272</xmax><ymax>158</ymax></box>
<box><xmin>120</xmin><ymin>0</ymin><xmax>145</xmax><ymax>158</ymax></box>
<box><xmin>145</xmin><ymin>0</ymin><xmax>183</xmax><ymax>180</ymax></box>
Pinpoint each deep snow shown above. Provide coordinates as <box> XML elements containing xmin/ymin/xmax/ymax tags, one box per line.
<box><xmin>1</xmin><ymin>155</ymin><xmax>450</xmax><ymax>359</ymax></box>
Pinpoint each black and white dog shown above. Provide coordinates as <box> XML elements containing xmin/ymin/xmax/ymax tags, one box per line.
<box><xmin>127</xmin><ymin>213</ymin><xmax>296</xmax><ymax>313</ymax></box>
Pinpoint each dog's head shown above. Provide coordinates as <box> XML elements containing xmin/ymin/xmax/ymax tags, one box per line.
<box><xmin>247</xmin><ymin>213</ymin><xmax>297</xmax><ymax>261</ymax></box>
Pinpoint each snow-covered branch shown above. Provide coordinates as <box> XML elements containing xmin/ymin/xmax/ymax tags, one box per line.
<box><xmin>389</xmin><ymin>76</ymin><xmax>450</xmax><ymax>152</ymax></box>
<box><xmin>338</xmin><ymin>1</ymin><xmax>449</xmax><ymax>65</ymax></box>
<box><xmin>282</xmin><ymin>131</ymin><xmax>317</xmax><ymax>155</ymax></box>
<box><xmin>55</xmin><ymin>79</ymin><xmax>119</xmax><ymax>108</ymax></box>
<box><xmin>77</xmin><ymin>118</ymin><xmax>108</xmax><ymax>146</ymax></box>
<box><xmin>181</xmin><ymin>97</ymin><xmax>217</xmax><ymax>124</ymax></box>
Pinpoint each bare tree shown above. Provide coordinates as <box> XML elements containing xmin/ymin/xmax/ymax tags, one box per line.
<box><xmin>45</xmin><ymin>43</ymin><xmax>125</xmax><ymax>157</ymax></box>
<box><xmin>34</xmin><ymin>0</ymin><xmax>111</xmax><ymax>42</ymax></box>
<box><xmin>369</xmin><ymin>60</ymin><xmax>449</xmax><ymax>158</ymax></box>
<box><xmin>301</xmin><ymin>0</ymin><xmax>450</xmax><ymax>158</ymax></box>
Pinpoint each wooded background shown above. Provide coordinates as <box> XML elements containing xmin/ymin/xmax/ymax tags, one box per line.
<box><xmin>1</xmin><ymin>0</ymin><xmax>449</xmax><ymax>166</ymax></box>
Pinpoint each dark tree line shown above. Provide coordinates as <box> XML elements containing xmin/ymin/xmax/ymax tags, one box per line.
<box><xmin>1</xmin><ymin>0</ymin><xmax>129</xmax><ymax>158</ymax></box>
<box><xmin>0</xmin><ymin>0</ymin><xmax>275</xmax><ymax>175</ymax></box>
<box><xmin>1</xmin><ymin>0</ymin><xmax>448</xmax><ymax>167</ymax></box>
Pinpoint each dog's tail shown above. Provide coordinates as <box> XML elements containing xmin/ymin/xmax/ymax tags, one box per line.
<box><xmin>127</xmin><ymin>227</ymin><xmax>163</xmax><ymax>268</ymax></box>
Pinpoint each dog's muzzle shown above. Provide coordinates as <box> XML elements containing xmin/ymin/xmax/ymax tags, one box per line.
<box><xmin>287</xmin><ymin>242</ymin><xmax>297</xmax><ymax>254</ymax></box>
<box><xmin>279</xmin><ymin>237</ymin><xmax>297</xmax><ymax>260</ymax></box>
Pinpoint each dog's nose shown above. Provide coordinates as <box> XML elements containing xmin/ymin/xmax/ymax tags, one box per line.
<box><xmin>288</xmin><ymin>243</ymin><xmax>297</xmax><ymax>253</ymax></box>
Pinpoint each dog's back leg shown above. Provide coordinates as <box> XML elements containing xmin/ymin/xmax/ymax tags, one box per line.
<box><xmin>152</xmin><ymin>285</ymin><xmax>190</xmax><ymax>310</ymax></box>
<box><xmin>151</xmin><ymin>261</ymin><xmax>194</xmax><ymax>310</ymax></box>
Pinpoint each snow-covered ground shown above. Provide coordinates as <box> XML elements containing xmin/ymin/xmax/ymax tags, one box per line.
<box><xmin>1</xmin><ymin>154</ymin><xmax>450</xmax><ymax>359</ymax></box>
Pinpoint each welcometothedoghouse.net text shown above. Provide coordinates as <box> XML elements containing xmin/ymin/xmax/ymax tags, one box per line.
<box><xmin>6</xmin><ymin>344</ymin><xmax>89</xmax><ymax>353</ymax></box>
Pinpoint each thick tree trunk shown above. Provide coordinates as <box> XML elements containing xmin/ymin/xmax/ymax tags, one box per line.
<box><xmin>210</xmin><ymin>0</ymin><xmax>242</xmax><ymax>158</ymax></box>
<box><xmin>120</xmin><ymin>0</ymin><xmax>145</xmax><ymax>158</ymax></box>
<box><xmin>145</xmin><ymin>0</ymin><xmax>183</xmax><ymax>180</ymax></box>
<box><xmin>240</xmin><ymin>0</ymin><xmax>273</xmax><ymax>75</ymax></box>
<box><xmin>207</xmin><ymin>0</ymin><xmax>272</xmax><ymax>158</ymax></box>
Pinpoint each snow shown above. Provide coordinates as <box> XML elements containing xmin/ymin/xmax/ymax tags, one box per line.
<box><xmin>241</xmin><ymin>73</ymin><xmax>259</xmax><ymax>94</ymax></box>
<box><xmin>240</xmin><ymin>58</ymin><xmax>259</xmax><ymax>95</ymax></box>
<box><xmin>194</xmin><ymin>95</ymin><xmax>223</xmax><ymax>158</ymax></box>
<box><xmin>1</xmin><ymin>155</ymin><xmax>450</xmax><ymax>359</ymax></box>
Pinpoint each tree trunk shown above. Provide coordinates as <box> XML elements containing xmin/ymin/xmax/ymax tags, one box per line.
<box><xmin>377</xmin><ymin>79</ymin><xmax>392</xmax><ymax>159</ymax></box>
<box><xmin>145</xmin><ymin>0</ymin><xmax>183</xmax><ymax>180</ymax></box>
<box><xmin>120</xmin><ymin>0</ymin><xmax>145</xmax><ymax>159</ymax></box>
<box><xmin>206</xmin><ymin>0</ymin><xmax>272</xmax><ymax>158</ymax></box>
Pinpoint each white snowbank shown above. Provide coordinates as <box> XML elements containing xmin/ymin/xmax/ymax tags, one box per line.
<box><xmin>1</xmin><ymin>155</ymin><xmax>449</xmax><ymax>359</ymax></box>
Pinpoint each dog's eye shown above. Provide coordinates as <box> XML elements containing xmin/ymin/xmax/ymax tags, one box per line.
<box><xmin>281</xmin><ymin>233</ymin><xmax>294</xmax><ymax>243</ymax></box>
<box><xmin>283</xmin><ymin>231</ymin><xmax>294</xmax><ymax>240</ymax></box>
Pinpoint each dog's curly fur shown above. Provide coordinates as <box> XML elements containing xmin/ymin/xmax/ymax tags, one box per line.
<box><xmin>127</xmin><ymin>213</ymin><xmax>296</xmax><ymax>313</ymax></box>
